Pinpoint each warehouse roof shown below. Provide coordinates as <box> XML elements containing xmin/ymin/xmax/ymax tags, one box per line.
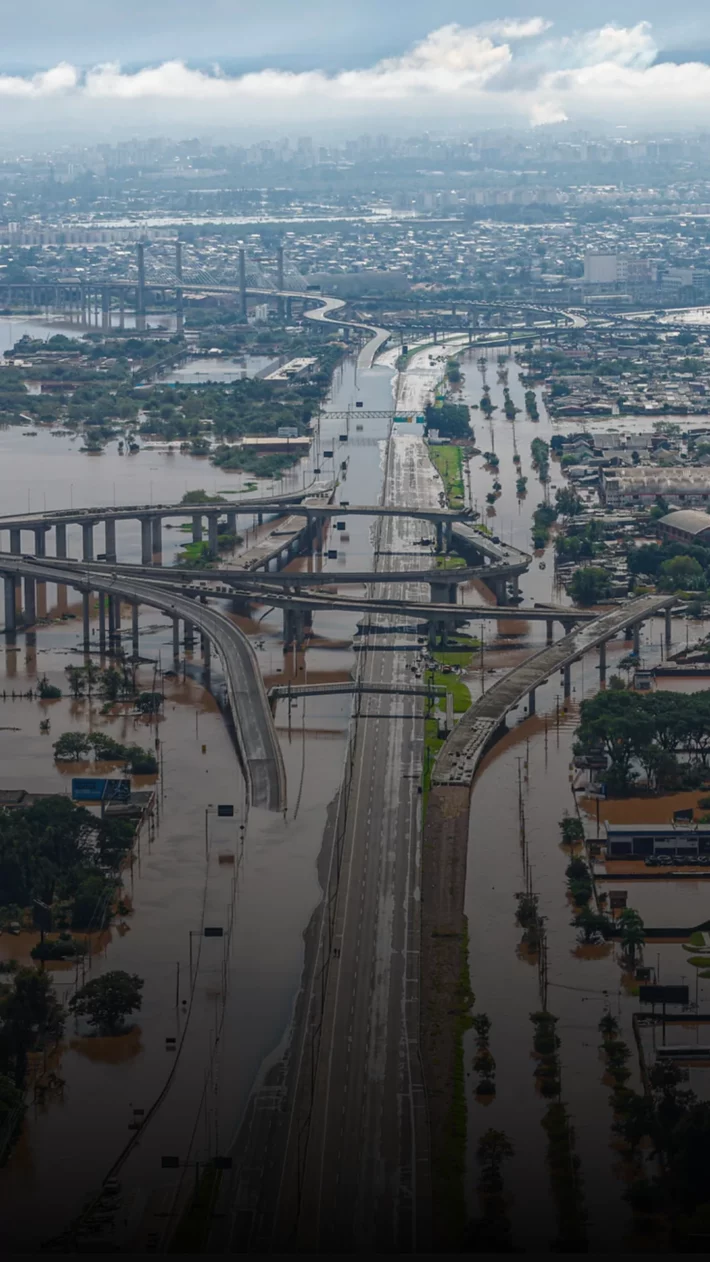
<box><xmin>658</xmin><ymin>509</ymin><xmax>710</xmax><ymax>537</ymax></box>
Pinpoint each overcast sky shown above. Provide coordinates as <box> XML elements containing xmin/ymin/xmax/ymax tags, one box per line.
<box><xmin>4</xmin><ymin>5</ymin><xmax>710</xmax><ymax>145</ymax></box>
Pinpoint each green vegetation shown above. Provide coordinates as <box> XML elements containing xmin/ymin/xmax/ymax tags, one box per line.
<box><xmin>180</xmin><ymin>489</ymin><xmax>227</xmax><ymax>505</ymax></box>
<box><xmin>70</xmin><ymin>970</ymin><xmax>143</xmax><ymax>1035</ymax></box>
<box><xmin>0</xmin><ymin>796</ymin><xmax>135</xmax><ymax>932</ymax></box>
<box><xmin>38</xmin><ymin>676</ymin><xmax>62</xmax><ymax>700</ymax></box>
<box><xmin>0</xmin><ymin>967</ymin><xmax>64</xmax><ymax>1158</ymax></box>
<box><xmin>574</xmin><ymin>689</ymin><xmax>710</xmax><ymax>794</ymax></box>
<box><xmin>424</xmin><ymin>401</ymin><xmax>472</xmax><ymax>441</ymax></box>
<box><xmin>467</xmin><ymin>1129</ymin><xmax>514</xmax><ymax>1250</ymax></box>
<box><xmin>569</xmin><ymin>565</ymin><xmax>612</xmax><ymax>606</ymax></box>
<box><xmin>524</xmin><ymin>389</ymin><xmax>539</xmax><ymax>420</ymax></box>
<box><xmin>427</xmin><ymin>443</ymin><xmax>465</xmax><ymax>509</ymax></box>
<box><xmin>559</xmin><ymin>814</ymin><xmax>585</xmax><ymax>845</ymax></box>
<box><xmin>211</xmin><ymin>446</ymin><xmax>301</xmax><ymax>478</ymax></box>
<box><xmin>566</xmin><ymin>855</ymin><xmax>593</xmax><ymax>907</ymax></box>
<box><xmin>532</xmin><ymin>501</ymin><xmax>556</xmax><ymax>549</ymax></box>
<box><xmin>628</xmin><ymin>539</ymin><xmax>710</xmax><ymax>593</ymax></box>
<box><xmin>471</xmin><ymin>1013</ymin><xmax>496</xmax><ymax>1097</ymax></box>
<box><xmin>53</xmin><ymin>731</ymin><xmax>157</xmax><ymax>774</ymax></box>
<box><xmin>530</xmin><ymin>437</ymin><xmax>550</xmax><ymax>481</ymax></box>
<box><xmin>619</xmin><ymin>909</ymin><xmax>646</xmax><ymax>962</ymax></box>
<box><xmin>480</xmin><ymin>386</ymin><xmax>495</xmax><ymax>417</ymax></box>
<box><xmin>502</xmin><ymin>387</ymin><xmax>519</xmax><ymax>420</ymax></box>
<box><xmin>446</xmin><ymin>357</ymin><xmax>462</xmax><ymax>385</ymax></box>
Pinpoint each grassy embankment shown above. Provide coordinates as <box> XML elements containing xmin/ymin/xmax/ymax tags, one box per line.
<box><xmin>428</xmin><ymin>443</ymin><xmax>465</xmax><ymax>510</ymax></box>
<box><xmin>422</xmin><ymin>642</ymin><xmax>475</xmax><ymax>813</ymax></box>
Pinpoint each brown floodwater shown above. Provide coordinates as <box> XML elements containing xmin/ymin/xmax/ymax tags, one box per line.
<box><xmin>463</xmin><ymin>627</ymin><xmax>710</xmax><ymax>1252</ymax></box>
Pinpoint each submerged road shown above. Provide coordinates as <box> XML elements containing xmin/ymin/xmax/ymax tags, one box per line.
<box><xmin>0</xmin><ymin>554</ymin><xmax>285</xmax><ymax>811</ymax></box>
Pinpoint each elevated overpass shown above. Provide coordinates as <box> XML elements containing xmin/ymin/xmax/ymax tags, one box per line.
<box><xmin>0</xmin><ymin>554</ymin><xmax>285</xmax><ymax>811</ymax></box>
<box><xmin>433</xmin><ymin>593</ymin><xmax>676</xmax><ymax>787</ymax></box>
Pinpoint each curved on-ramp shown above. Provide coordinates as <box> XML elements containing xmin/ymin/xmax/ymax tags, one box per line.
<box><xmin>434</xmin><ymin>593</ymin><xmax>676</xmax><ymax>788</ymax></box>
<box><xmin>0</xmin><ymin>555</ymin><xmax>286</xmax><ymax>812</ymax></box>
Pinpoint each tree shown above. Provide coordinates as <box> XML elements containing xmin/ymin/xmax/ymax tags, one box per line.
<box><xmin>69</xmin><ymin>970</ymin><xmax>144</xmax><ymax>1035</ymax></box>
<box><xmin>0</xmin><ymin>967</ymin><xmax>65</xmax><ymax>1086</ymax></box>
<box><xmin>660</xmin><ymin>554</ymin><xmax>704</xmax><ymax>591</ymax></box>
<box><xmin>559</xmin><ymin>815</ymin><xmax>585</xmax><ymax>845</ymax></box>
<box><xmin>52</xmin><ymin>732</ymin><xmax>90</xmax><ymax>761</ymax></box>
<box><xmin>555</xmin><ymin>485</ymin><xmax>583</xmax><ymax>517</ymax></box>
<box><xmin>573</xmin><ymin>906</ymin><xmax>610</xmax><ymax>943</ymax></box>
<box><xmin>620</xmin><ymin>909</ymin><xmax>646</xmax><ymax>963</ymax></box>
<box><xmin>64</xmin><ymin>666</ymin><xmax>85</xmax><ymax>699</ymax></box>
<box><xmin>569</xmin><ymin>566</ymin><xmax>612</xmax><ymax>606</ymax></box>
<box><xmin>136</xmin><ymin>691</ymin><xmax>163</xmax><ymax>715</ymax></box>
<box><xmin>38</xmin><ymin>676</ymin><xmax>61</xmax><ymax>700</ymax></box>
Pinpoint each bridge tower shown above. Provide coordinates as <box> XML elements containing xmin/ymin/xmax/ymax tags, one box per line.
<box><xmin>276</xmin><ymin>243</ymin><xmax>285</xmax><ymax>321</ymax></box>
<box><xmin>175</xmin><ymin>239</ymin><xmax>184</xmax><ymax>335</ymax></box>
<box><xmin>238</xmin><ymin>245</ymin><xmax>247</xmax><ymax>318</ymax></box>
<box><xmin>136</xmin><ymin>242</ymin><xmax>146</xmax><ymax>332</ymax></box>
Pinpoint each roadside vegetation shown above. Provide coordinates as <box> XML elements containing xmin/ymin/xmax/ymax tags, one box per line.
<box><xmin>0</xmin><ymin>796</ymin><xmax>136</xmax><ymax>933</ymax></box>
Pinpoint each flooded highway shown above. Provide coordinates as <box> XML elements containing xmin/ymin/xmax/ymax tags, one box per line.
<box><xmin>0</xmin><ymin>322</ymin><xmax>705</xmax><ymax>1251</ymax></box>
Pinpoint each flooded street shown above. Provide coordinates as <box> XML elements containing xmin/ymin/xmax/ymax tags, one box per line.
<box><xmin>0</xmin><ymin>320</ymin><xmax>707</xmax><ymax>1251</ymax></box>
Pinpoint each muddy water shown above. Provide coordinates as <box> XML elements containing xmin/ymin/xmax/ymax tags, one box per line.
<box><xmin>463</xmin><ymin>627</ymin><xmax>710</xmax><ymax>1252</ymax></box>
<box><xmin>0</xmin><ymin>340</ymin><xmax>401</xmax><ymax>1247</ymax></box>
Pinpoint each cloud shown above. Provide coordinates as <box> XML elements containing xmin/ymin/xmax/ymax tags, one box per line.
<box><xmin>0</xmin><ymin>62</ymin><xmax>77</xmax><ymax>97</ymax></box>
<box><xmin>6</xmin><ymin>19</ymin><xmax>710</xmax><ymax>130</ymax></box>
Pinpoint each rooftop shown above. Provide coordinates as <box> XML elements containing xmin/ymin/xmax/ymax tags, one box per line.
<box><xmin>659</xmin><ymin>508</ymin><xmax>710</xmax><ymax>535</ymax></box>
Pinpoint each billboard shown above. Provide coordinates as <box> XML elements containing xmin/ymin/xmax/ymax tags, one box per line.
<box><xmin>639</xmin><ymin>985</ymin><xmax>689</xmax><ymax>1006</ymax></box>
<box><xmin>72</xmin><ymin>778</ymin><xmax>131</xmax><ymax>803</ymax></box>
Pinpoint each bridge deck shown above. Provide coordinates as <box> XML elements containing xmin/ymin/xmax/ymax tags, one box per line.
<box><xmin>434</xmin><ymin>593</ymin><xmax>676</xmax><ymax>787</ymax></box>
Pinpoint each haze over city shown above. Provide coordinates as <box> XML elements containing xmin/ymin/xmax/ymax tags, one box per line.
<box><xmin>3</xmin><ymin>1</ymin><xmax>710</xmax><ymax>1257</ymax></box>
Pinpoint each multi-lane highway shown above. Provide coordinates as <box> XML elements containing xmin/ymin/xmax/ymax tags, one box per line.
<box><xmin>277</xmin><ymin>429</ymin><xmax>438</xmax><ymax>1252</ymax></box>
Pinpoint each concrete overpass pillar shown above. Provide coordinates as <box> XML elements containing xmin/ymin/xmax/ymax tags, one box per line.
<box><xmin>528</xmin><ymin>688</ymin><xmax>536</xmax><ymax>715</ymax></box>
<box><xmin>208</xmin><ymin>515</ymin><xmax>219</xmax><ymax>556</ymax></box>
<box><xmin>226</xmin><ymin>511</ymin><xmax>237</xmax><ymax>534</ymax></box>
<box><xmin>24</xmin><ymin>577</ymin><xmax>36</xmax><ymax>626</ymax></box>
<box><xmin>151</xmin><ymin>517</ymin><xmax>162</xmax><ymax>561</ymax></box>
<box><xmin>140</xmin><ymin>517</ymin><xmax>152</xmax><ymax>566</ymax></box>
<box><xmin>546</xmin><ymin>619</ymin><xmax>554</xmax><ymax>645</ymax></box>
<box><xmin>192</xmin><ymin>514</ymin><xmax>203</xmax><ymax>543</ymax></box>
<box><xmin>283</xmin><ymin>607</ymin><xmax>294</xmax><ymax>647</ymax></box>
<box><xmin>665</xmin><ymin>606</ymin><xmax>672</xmax><ymax>647</ymax></box>
<box><xmin>511</xmin><ymin>574</ymin><xmax>520</xmax><ymax>601</ymax></box>
<box><xmin>202</xmin><ymin>634</ymin><xmax>211</xmax><ymax>671</ymax></box>
<box><xmin>113</xmin><ymin>596</ymin><xmax>122</xmax><ymax>638</ymax></box>
<box><xmin>82</xmin><ymin>592</ymin><xmax>91</xmax><ymax>650</ymax></box>
<box><xmin>633</xmin><ymin>623</ymin><xmax>641</xmax><ymax>656</ymax></box>
<box><xmin>33</xmin><ymin>526</ymin><xmax>47</xmax><ymax>557</ymax></box>
<box><xmin>81</xmin><ymin>522</ymin><xmax>94</xmax><ymax>562</ymax></box>
<box><xmin>132</xmin><ymin>603</ymin><xmax>139</xmax><ymax>658</ymax></box>
<box><xmin>563</xmin><ymin>663</ymin><xmax>571</xmax><ymax>700</ymax></box>
<box><xmin>3</xmin><ymin>575</ymin><xmax>16</xmax><ymax>633</ymax></box>
<box><xmin>448</xmin><ymin>583</ymin><xmax>458</xmax><ymax>604</ymax></box>
<box><xmin>184</xmin><ymin>620</ymin><xmax>195</xmax><ymax>650</ymax></box>
<box><xmin>599</xmin><ymin>640</ymin><xmax>607</xmax><ymax>683</ymax></box>
<box><xmin>173</xmin><ymin>618</ymin><xmax>180</xmax><ymax>664</ymax></box>
<box><xmin>429</xmin><ymin>581</ymin><xmax>448</xmax><ymax>604</ymax></box>
<box><xmin>105</xmin><ymin>518</ymin><xmax>117</xmax><ymax>563</ymax></box>
<box><xmin>436</xmin><ymin>521</ymin><xmax>444</xmax><ymax>552</ymax></box>
<box><xmin>444</xmin><ymin>521</ymin><xmax>453</xmax><ymax>553</ymax></box>
<box><xmin>107</xmin><ymin>595</ymin><xmax>116</xmax><ymax>646</ymax></box>
<box><xmin>9</xmin><ymin>528</ymin><xmax>21</xmax><ymax>555</ymax></box>
<box><xmin>98</xmin><ymin>593</ymin><xmax>106</xmax><ymax>653</ymax></box>
<box><xmin>55</xmin><ymin>522</ymin><xmax>67</xmax><ymax>558</ymax></box>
